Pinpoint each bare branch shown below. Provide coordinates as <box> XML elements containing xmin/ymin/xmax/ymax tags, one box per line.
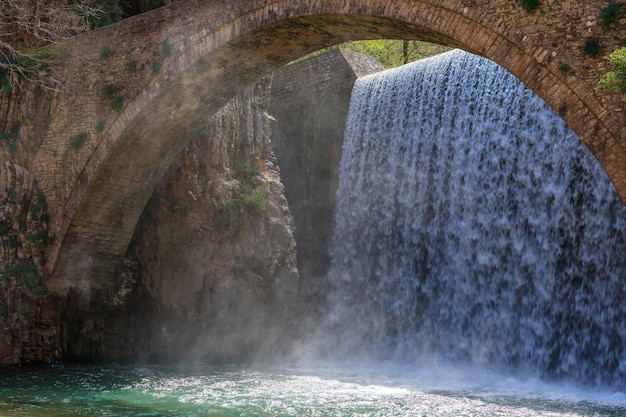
<box><xmin>0</xmin><ymin>0</ymin><xmax>105</xmax><ymax>91</ymax></box>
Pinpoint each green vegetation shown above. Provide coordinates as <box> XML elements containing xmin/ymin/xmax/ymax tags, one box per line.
<box><xmin>0</xmin><ymin>121</ymin><xmax>22</xmax><ymax>154</ymax></box>
<box><xmin>234</xmin><ymin>159</ymin><xmax>260</xmax><ymax>179</ymax></box>
<box><xmin>212</xmin><ymin>218</ymin><xmax>230</xmax><ymax>230</ymax></box>
<box><xmin>69</xmin><ymin>132</ymin><xmax>88</xmax><ymax>150</ymax></box>
<box><xmin>333</xmin><ymin>40</ymin><xmax>448</xmax><ymax>69</ymax></box>
<box><xmin>212</xmin><ymin>200</ymin><xmax>238</xmax><ymax>231</ymax></box>
<box><xmin>96</xmin><ymin>121</ymin><xmax>106</xmax><ymax>133</ymax></box>
<box><xmin>557</xmin><ymin>63</ymin><xmax>571</xmax><ymax>75</ymax></box>
<box><xmin>9</xmin><ymin>121</ymin><xmax>21</xmax><ymax>134</ymax></box>
<box><xmin>242</xmin><ymin>189</ymin><xmax>269</xmax><ymax>212</ymax></box>
<box><xmin>100</xmin><ymin>84</ymin><xmax>120</xmax><ymax>100</ymax></box>
<box><xmin>125</xmin><ymin>59</ymin><xmax>137</xmax><ymax>72</ymax></box>
<box><xmin>0</xmin><ymin>69</ymin><xmax>12</xmax><ymax>92</ymax></box>
<box><xmin>520</xmin><ymin>0</ymin><xmax>542</xmax><ymax>13</ymax></box>
<box><xmin>99</xmin><ymin>47</ymin><xmax>113</xmax><ymax>60</ymax></box>
<box><xmin>599</xmin><ymin>1</ymin><xmax>622</xmax><ymax>29</ymax></box>
<box><xmin>151</xmin><ymin>61</ymin><xmax>162</xmax><ymax>75</ymax></box>
<box><xmin>162</xmin><ymin>41</ymin><xmax>174</xmax><ymax>57</ymax></box>
<box><xmin>1</xmin><ymin>182</ymin><xmax>53</xmax><ymax>300</ymax></box>
<box><xmin>0</xmin><ymin>0</ymin><xmax>174</xmax><ymax>89</ymax></box>
<box><xmin>197</xmin><ymin>127</ymin><xmax>209</xmax><ymax>139</ymax></box>
<box><xmin>599</xmin><ymin>46</ymin><xmax>626</xmax><ymax>98</ymax></box>
<box><xmin>100</xmin><ymin>85</ymin><xmax>124</xmax><ymax>111</ymax></box>
<box><xmin>109</xmin><ymin>96</ymin><xmax>124</xmax><ymax>112</ymax></box>
<box><xmin>583</xmin><ymin>38</ymin><xmax>602</xmax><ymax>58</ymax></box>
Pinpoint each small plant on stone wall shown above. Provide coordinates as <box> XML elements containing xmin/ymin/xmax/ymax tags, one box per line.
<box><xmin>68</xmin><ymin>132</ymin><xmax>88</xmax><ymax>150</ymax></box>
<box><xmin>1</xmin><ymin>121</ymin><xmax>22</xmax><ymax>154</ymax></box>
<box><xmin>109</xmin><ymin>96</ymin><xmax>124</xmax><ymax>112</ymax></box>
<box><xmin>212</xmin><ymin>199</ymin><xmax>238</xmax><ymax>231</ymax></box>
<box><xmin>0</xmin><ymin>69</ymin><xmax>12</xmax><ymax>92</ymax></box>
<box><xmin>99</xmin><ymin>84</ymin><xmax>124</xmax><ymax>112</ymax></box>
<box><xmin>188</xmin><ymin>144</ymin><xmax>199</xmax><ymax>155</ymax></box>
<box><xmin>520</xmin><ymin>0</ymin><xmax>541</xmax><ymax>13</ymax></box>
<box><xmin>151</xmin><ymin>61</ymin><xmax>162</xmax><ymax>75</ymax></box>
<box><xmin>242</xmin><ymin>188</ymin><xmax>269</xmax><ymax>212</ymax></box>
<box><xmin>99</xmin><ymin>47</ymin><xmax>113</xmax><ymax>60</ymax></box>
<box><xmin>162</xmin><ymin>41</ymin><xmax>174</xmax><ymax>57</ymax></box>
<box><xmin>1</xmin><ymin>179</ymin><xmax>53</xmax><ymax>298</ymax></box>
<box><xmin>197</xmin><ymin>127</ymin><xmax>209</xmax><ymax>139</ymax></box>
<box><xmin>234</xmin><ymin>159</ymin><xmax>260</xmax><ymax>180</ymax></box>
<box><xmin>212</xmin><ymin>218</ymin><xmax>230</xmax><ymax>230</ymax></box>
<box><xmin>100</xmin><ymin>84</ymin><xmax>119</xmax><ymax>100</ymax></box>
<box><xmin>583</xmin><ymin>38</ymin><xmax>602</xmax><ymax>58</ymax></box>
<box><xmin>558</xmin><ymin>63</ymin><xmax>571</xmax><ymax>74</ymax></box>
<box><xmin>125</xmin><ymin>59</ymin><xmax>137</xmax><ymax>72</ymax></box>
<box><xmin>599</xmin><ymin>46</ymin><xmax>626</xmax><ymax>98</ymax></box>
<box><xmin>599</xmin><ymin>1</ymin><xmax>623</xmax><ymax>29</ymax></box>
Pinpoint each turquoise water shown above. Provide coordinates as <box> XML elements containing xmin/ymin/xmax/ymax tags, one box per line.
<box><xmin>0</xmin><ymin>364</ymin><xmax>624</xmax><ymax>416</ymax></box>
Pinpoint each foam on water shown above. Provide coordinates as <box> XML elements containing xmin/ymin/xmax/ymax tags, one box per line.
<box><xmin>1</xmin><ymin>364</ymin><xmax>624</xmax><ymax>416</ymax></box>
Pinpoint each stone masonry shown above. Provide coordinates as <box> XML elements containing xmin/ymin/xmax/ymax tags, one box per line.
<box><xmin>24</xmin><ymin>0</ymin><xmax>626</xmax><ymax>295</ymax></box>
<box><xmin>270</xmin><ymin>49</ymin><xmax>384</xmax><ymax>327</ymax></box>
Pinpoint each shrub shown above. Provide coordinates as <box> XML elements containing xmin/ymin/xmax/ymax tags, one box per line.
<box><xmin>162</xmin><ymin>41</ymin><xmax>173</xmax><ymax>57</ymax></box>
<box><xmin>99</xmin><ymin>47</ymin><xmax>113</xmax><ymax>60</ymax></box>
<box><xmin>9</xmin><ymin>121</ymin><xmax>21</xmax><ymax>134</ymax></box>
<box><xmin>557</xmin><ymin>63</ymin><xmax>571</xmax><ymax>74</ymax></box>
<box><xmin>69</xmin><ymin>132</ymin><xmax>88</xmax><ymax>150</ymax></box>
<box><xmin>100</xmin><ymin>84</ymin><xmax>119</xmax><ymax>100</ymax></box>
<box><xmin>197</xmin><ymin>127</ymin><xmax>208</xmax><ymax>138</ymax></box>
<box><xmin>109</xmin><ymin>96</ymin><xmax>124</xmax><ymax>112</ymax></box>
<box><xmin>96</xmin><ymin>121</ymin><xmax>105</xmax><ymax>132</ymax></box>
<box><xmin>520</xmin><ymin>0</ymin><xmax>541</xmax><ymax>13</ymax></box>
<box><xmin>234</xmin><ymin>159</ymin><xmax>259</xmax><ymax>179</ymax></box>
<box><xmin>599</xmin><ymin>1</ymin><xmax>622</xmax><ymax>29</ymax></box>
<box><xmin>125</xmin><ymin>59</ymin><xmax>137</xmax><ymax>72</ymax></box>
<box><xmin>583</xmin><ymin>38</ymin><xmax>602</xmax><ymax>58</ymax></box>
<box><xmin>212</xmin><ymin>218</ymin><xmax>230</xmax><ymax>230</ymax></box>
<box><xmin>242</xmin><ymin>189</ymin><xmax>269</xmax><ymax>212</ymax></box>
<box><xmin>599</xmin><ymin>46</ymin><xmax>626</xmax><ymax>97</ymax></box>
<box><xmin>151</xmin><ymin>61</ymin><xmax>162</xmax><ymax>75</ymax></box>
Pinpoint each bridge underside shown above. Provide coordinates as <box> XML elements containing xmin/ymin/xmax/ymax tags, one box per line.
<box><xmin>39</xmin><ymin>1</ymin><xmax>626</xmax><ymax>294</ymax></box>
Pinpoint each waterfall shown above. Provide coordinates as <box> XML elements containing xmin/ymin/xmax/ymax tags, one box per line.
<box><xmin>324</xmin><ymin>49</ymin><xmax>626</xmax><ymax>387</ymax></box>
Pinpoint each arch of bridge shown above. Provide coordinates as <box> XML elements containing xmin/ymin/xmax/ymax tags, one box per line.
<box><xmin>35</xmin><ymin>0</ymin><xmax>626</xmax><ymax>287</ymax></box>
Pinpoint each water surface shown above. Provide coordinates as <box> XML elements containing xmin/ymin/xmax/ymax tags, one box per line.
<box><xmin>0</xmin><ymin>364</ymin><xmax>624</xmax><ymax>416</ymax></box>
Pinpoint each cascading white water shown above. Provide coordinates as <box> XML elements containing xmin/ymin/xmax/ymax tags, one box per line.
<box><xmin>323</xmin><ymin>49</ymin><xmax>626</xmax><ymax>387</ymax></box>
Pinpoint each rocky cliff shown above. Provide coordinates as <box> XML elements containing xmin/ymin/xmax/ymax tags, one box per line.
<box><xmin>119</xmin><ymin>77</ymin><xmax>300</xmax><ymax>363</ymax></box>
<box><xmin>0</xmin><ymin>74</ymin><xmax>300</xmax><ymax>364</ymax></box>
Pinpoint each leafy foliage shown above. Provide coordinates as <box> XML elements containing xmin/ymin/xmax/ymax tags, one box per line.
<box><xmin>335</xmin><ymin>40</ymin><xmax>449</xmax><ymax>69</ymax></box>
<box><xmin>234</xmin><ymin>159</ymin><xmax>260</xmax><ymax>180</ymax></box>
<box><xmin>520</xmin><ymin>0</ymin><xmax>542</xmax><ymax>13</ymax></box>
<box><xmin>599</xmin><ymin>47</ymin><xmax>626</xmax><ymax>98</ymax></box>
<box><xmin>1</xmin><ymin>179</ymin><xmax>53</xmax><ymax>298</ymax></box>
<box><xmin>583</xmin><ymin>38</ymin><xmax>602</xmax><ymax>58</ymax></box>
<box><xmin>599</xmin><ymin>1</ymin><xmax>622</xmax><ymax>29</ymax></box>
<box><xmin>69</xmin><ymin>132</ymin><xmax>88</xmax><ymax>150</ymax></box>
<box><xmin>0</xmin><ymin>0</ymin><xmax>99</xmax><ymax>89</ymax></box>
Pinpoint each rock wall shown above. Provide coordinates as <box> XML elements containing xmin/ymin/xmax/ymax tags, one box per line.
<box><xmin>1</xmin><ymin>73</ymin><xmax>300</xmax><ymax>364</ymax></box>
<box><xmin>126</xmin><ymin>77</ymin><xmax>299</xmax><ymax>363</ymax></box>
<box><xmin>0</xmin><ymin>80</ymin><xmax>61</xmax><ymax>365</ymax></box>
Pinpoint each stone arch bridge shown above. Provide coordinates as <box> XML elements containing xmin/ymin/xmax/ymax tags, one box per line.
<box><xmin>34</xmin><ymin>0</ymin><xmax>626</xmax><ymax>291</ymax></box>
